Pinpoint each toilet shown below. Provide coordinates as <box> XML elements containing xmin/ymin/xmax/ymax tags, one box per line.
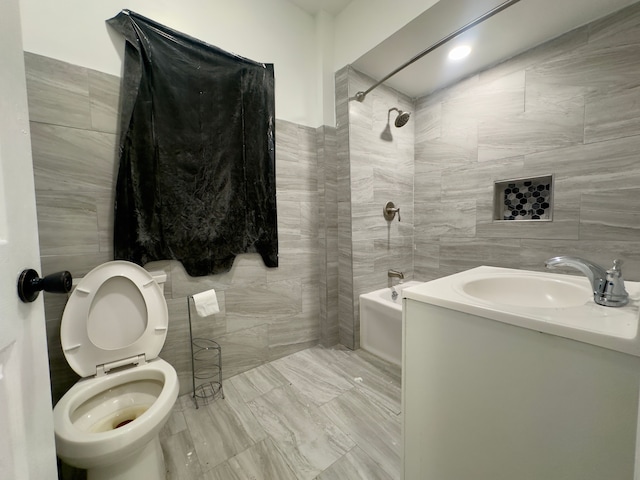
<box><xmin>53</xmin><ymin>260</ymin><xmax>179</xmax><ymax>480</ymax></box>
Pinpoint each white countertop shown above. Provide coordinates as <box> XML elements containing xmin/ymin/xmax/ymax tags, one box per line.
<box><xmin>404</xmin><ymin>266</ymin><xmax>640</xmax><ymax>357</ymax></box>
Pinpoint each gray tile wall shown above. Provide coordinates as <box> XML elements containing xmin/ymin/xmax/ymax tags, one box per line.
<box><xmin>25</xmin><ymin>52</ymin><xmax>338</xmax><ymax>402</ymax></box>
<box><xmin>335</xmin><ymin>66</ymin><xmax>415</xmax><ymax>350</ymax></box>
<box><xmin>335</xmin><ymin>66</ymin><xmax>355</xmax><ymax>349</ymax></box>
<box><xmin>317</xmin><ymin>125</ymin><xmax>339</xmax><ymax>346</ymax></box>
<box><xmin>414</xmin><ymin>2</ymin><xmax>640</xmax><ymax>282</ymax></box>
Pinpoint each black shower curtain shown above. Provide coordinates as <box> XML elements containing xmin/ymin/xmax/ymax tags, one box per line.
<box><xmin>108</xmin><ymin>10</ymin><xmax>277</xmax><ymax>276</ymax></box>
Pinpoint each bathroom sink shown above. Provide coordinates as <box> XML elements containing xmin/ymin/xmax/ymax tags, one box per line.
<box><xmin>459</xmin><ymin>274</ymin><xmax>591</xmax><ymax>308</ymax></box>
<box><xmin>402</xmin><ymin>266</ymin><xmax>640</xmax><ymax>357</ymax></box>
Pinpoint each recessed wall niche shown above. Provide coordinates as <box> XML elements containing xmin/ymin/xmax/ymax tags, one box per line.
<box><xmin>493</xmin><ymin>175</ymin><xmax>553</xmax><ymax>221</ymax></box>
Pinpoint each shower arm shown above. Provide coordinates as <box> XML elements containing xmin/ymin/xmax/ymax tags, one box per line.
<box><xmin>355</xmin><ymin>0</ymin><xmax>522</xmax><ymax>102</ymax></box>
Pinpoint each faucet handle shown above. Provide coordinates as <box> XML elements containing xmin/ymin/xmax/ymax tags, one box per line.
<box><xmin>384</xmin><ymin>202</ymin><xmax>401</xmax><ymax>222</ymax></box>
<box><xmin>607</xmin><ymin>259</ymin><xmax>625</xmax><ymax>282</ymax></box>
<box><xmin>600</xmin><ymin>258</ymin><xmax>629</xmax><ymax>307</ymax></box>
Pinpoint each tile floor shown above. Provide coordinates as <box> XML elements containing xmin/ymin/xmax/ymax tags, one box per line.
<box><xmin>159</xmin><ymin>345</ymin><xmax>402</xmax><ymax>479</ymax></box>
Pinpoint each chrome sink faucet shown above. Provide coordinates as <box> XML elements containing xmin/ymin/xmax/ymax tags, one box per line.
<box><xmin>544</xmin><ymin>256</ymin><xmax>629</xmax><ymax>307</ymax></box>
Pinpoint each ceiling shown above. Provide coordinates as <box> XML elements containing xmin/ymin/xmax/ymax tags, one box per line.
<box><xmin>287</xmin><ymin>0</ymin><xmax>353</xmax><ymax>16</ymax></box>
<box><xmin>352</xmin><ymin>0</ymin><xmax>640</xmax><ymax>99</ymax></box>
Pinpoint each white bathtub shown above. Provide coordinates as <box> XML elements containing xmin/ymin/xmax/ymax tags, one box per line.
<box><xmin>359</xmin><ymin>281</ymin><xmax>422</xmax><ymax>366</ymax></box>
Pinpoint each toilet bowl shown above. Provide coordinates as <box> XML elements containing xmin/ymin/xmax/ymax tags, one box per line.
<box><xmin>53</xmin><ymin>261</ymin><xmax>179</xmax><ymax>480</ymax></box>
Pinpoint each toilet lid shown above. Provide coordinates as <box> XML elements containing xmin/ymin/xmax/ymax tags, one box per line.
<box><xmin>60</xmin><ymin>261</ymin><xmax>168</xmax><ymax>378</ymax></box>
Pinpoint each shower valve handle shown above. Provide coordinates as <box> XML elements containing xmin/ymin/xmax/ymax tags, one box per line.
<box><xmin>384</xmin><ymin>202</ymin><xmax>401</xmax><ymax>222</ymax></box>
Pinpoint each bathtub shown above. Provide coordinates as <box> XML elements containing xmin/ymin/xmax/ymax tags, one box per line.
<box><xmin>359</xmin><ymin>281</ymin><xmax>422</xmax><ymax>366</ymax></box>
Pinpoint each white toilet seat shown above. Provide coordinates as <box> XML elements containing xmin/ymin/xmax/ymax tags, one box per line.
<box><xmin>61</xmin><ymin>261</ymin><xmax>169</xmax><ymax>378</ymax></box>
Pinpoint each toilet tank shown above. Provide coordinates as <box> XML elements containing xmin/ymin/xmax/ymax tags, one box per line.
<box><xmin>147</xmin><ymin>271</ymin><xmax>168</xmax><ymax>295</ymax></box>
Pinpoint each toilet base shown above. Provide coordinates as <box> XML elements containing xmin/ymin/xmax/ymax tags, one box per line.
<box><xmin>87</xmin><ymin>436</ymin><xmax>166</xmax><ymax>480</ymax></box>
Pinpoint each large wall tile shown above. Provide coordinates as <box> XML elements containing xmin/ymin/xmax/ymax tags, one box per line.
<box><xmin>526</xmin><ymin>42</ymin><xmax>640</xmax><ymax>99</ymax></box>
<box><xmin>40</xmin><ymin>252</ymin><xmax>114</xmax><ymax>279</ymax></box>
<box><xmin>584</xmin><ymin>86</ymin><xmax>640</xmax><ymax>144</ymax></box>
<box><xmin>30</xmin><ymin>122</ymin><xmax>118</xmax><ymax>193</ymax></box>
<box><xmin>523</xmin><ymin>135</ymin><xmax>640</xmax><ymax>189</ymax></box>
<box><xmin>439</xmin><ymin>238</ymin><xmax>523</xmax><ymax>275</ymax></box>
<box><xmin>224</xmin><ymin>280</ymin><xmax>303</xmax><ymax>331</ymax></box>
<box><xmin>587</xmin><ymin>2</ymin><xmax>640</xmax><ymax>49</ymax></box>
<box><xmin>341</xmin><ymin>68</ymin><xmax>415</xmax><ymax>350</ymax></box>
<box><xmin>518</xmin><ymin>239</ymin><xmax>640</xmax><ymax>281</ymax></box>
<box><xmin>36</xmin><ymin>192</ymin><xmax>99</xmax><ymax>255</ymax></box>
<box><xmin>414</xmin><ymin>2</ymin><xmax>640</xmax><ymax>285</ymax></box>
<box><xmin>29</xmin><ymin>54</ymin><xmax>328</xmax><ymax>402</ymax></box>
<box><xmin>579</xmin><ymin>188</ymin><xmax>640</xmax><ymax>241</ymax></box>
<box><xmin>88</xmin><ymin>69</ymin><xmax>121</xmax><ymax>134</ymax></box>
<box><xmin>415</xmin><ymin>199</ymin><xmax>476</xmax><ymax>240</ymax></box>
<box><xmin>478</xmin><ymin>27</ymin><xmax>589</xmax><ymax>86</ymax></box>
<box><xmin>441</xmin><ymin>156</ymin><xmax>524</xmax><ymax>203</ymax></box>
<box><xmin>217</xmin><ymin>325</ymin><xmax>270</xmax><ymax>379</ymax></box>
<box><xmin>477</xmin><ymin>106</ymin><xmax>584</xmax><ymax>162</ymax></box>
<box><xmin>24</xmin><ymin>52</ymin><xmax>92</xmax><ymax>129</ymax></box>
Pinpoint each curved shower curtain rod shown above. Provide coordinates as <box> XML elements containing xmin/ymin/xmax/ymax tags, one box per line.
<box><xmin>355</xmin><ymin>0</ymin><xmax>522</xmax><ymax>102</ymax></box>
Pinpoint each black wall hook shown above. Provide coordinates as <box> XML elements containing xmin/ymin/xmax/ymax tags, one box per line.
<box><xmin>18</xmin><ymin>269</ymin><xmax>72</xmax><ymax>303</ymax></box>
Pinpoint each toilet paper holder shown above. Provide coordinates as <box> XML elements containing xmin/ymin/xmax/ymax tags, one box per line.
<box><xmin>187</xmin><ymin>295</ymin><xmax>225</xmax><ymax>408</ymax></box>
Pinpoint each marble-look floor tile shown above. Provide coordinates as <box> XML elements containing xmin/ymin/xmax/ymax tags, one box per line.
<box><xmin>181</xmin><ymin>382</ymin><xmax>266</xmax><ymax>471</ymax></box>
<box><xmin>351</xmin><ymin>348</ymin><xmax>401</xmax><ymax>384</ymax></box>
<box><xmin>228</xmin><ymin>363</ymin><xmax>289</xmax><ymax>404</ymax></box>
<box><xmin>247</xmin><ymin>384</ymin><xmax>346</xmax><ymax>448</ymax></box>
<box><xmin>320</xmin><ymin>388</ymin><xmax>402</xmax><ymax>480</ymax></box>
<box><xmin>213</xmin><ymin>381</ymin><xmax>267</xmax><ymax>445</ymax></box>
<box><xmin>302</xmin><ymin>344</ymin><xmax>354</xmax><ymax>366</ymax></box>
<box><xmin>330</xmin><ymin>350</ymin><xmax>402</xmax><ymax>415</ymax></box>
<box><xmin>317</xmin><ymin>446</ymin><xmax>395</xmax><ymax>480</ymax></box>
<box><xmin>248</xmin><ymin>384</ymin><xmax>355</xmax><ymax>479</ymax></box>
<box><xmin>160</xmin><ymin>409</ymin><xmax>188</xmax><ymax>439</ymax></box>
<box><xmin>161</xmin><ymin>429</ymin><xmax>203</xmax><ymax>480</ymax></box>
<box><xmin>270</xmin><ymin>349</ymin><xmax>354</xmax><ymax>406</ymax></box>
<box><xmin>156</xmin><ymin>346</ymin><xmax>402</xmax><ymax>480</ymax></box>
<box><xmin>201</xmin><ymin>438</ymin><xmax>297</xmax><ymax>480</ymax></box>
<box><xmin>275</xmin><ymin>429</ymin><xmax>355</xmax><ymax>480</ymax></box>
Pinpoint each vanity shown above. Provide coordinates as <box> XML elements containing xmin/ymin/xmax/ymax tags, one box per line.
<box><xmin>402</xmin><ymin>265</ymin><xmax>640</xmax><ymax>480</ymax></box>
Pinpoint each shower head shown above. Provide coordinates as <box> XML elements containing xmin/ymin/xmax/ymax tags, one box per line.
<box><xmin>389</xmin><ymin>107</ymin><xmax>411</xmax><ymax>128</ymax></box>
<box><xmin>395</xmin><ymin>111</ymin><xmax>411</xmax><ymax>127</ymax></box>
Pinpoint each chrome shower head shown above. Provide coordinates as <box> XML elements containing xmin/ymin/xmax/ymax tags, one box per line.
<box><xmin>389</xmin><ymin>107</ymin><xmax>411</xmax><ymax>128</ymax></box>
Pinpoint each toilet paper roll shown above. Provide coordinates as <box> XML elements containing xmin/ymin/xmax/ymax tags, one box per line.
<box><xmin>192</xmin><ymin>289</ymin><xmax>220</xmax><ymax>317</ymax></box>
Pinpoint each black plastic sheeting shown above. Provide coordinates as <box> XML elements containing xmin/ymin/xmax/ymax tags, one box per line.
<box><xmin>107</xmin><ymin>10</ymin><xmax>277</xmax><ymax>276</ymax></box>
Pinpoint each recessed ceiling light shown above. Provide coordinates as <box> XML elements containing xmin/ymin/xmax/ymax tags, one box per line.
<box><xmin>448</xmin><ymin>45</ymin><xmax>471</xmax><ymax>60</ymax></box>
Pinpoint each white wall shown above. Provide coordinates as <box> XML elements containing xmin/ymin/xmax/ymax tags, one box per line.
<box><xmin>19</xmin><ymin>0</ymin><xmax>441</xmax><ymax>127</ymax></box>
<box><xmin>333</xmin><ymin>0</ymin><xmax>439</xmax><ymax>69</ymax></box>
<box><xmin>315</xmin><ymin>10</ymin><xmax>335</xmax><ymax>126</ymax></box>
<box><xmin>19</xmin><ymin>0</ymin><xmax>320</xmax><ymax>127</ymax></box>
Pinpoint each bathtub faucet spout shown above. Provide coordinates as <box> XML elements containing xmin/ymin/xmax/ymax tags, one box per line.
<box><xmin>388</xmin><ymin>269</ymin><xmax>404</xmax><ymax>284</ymax></box>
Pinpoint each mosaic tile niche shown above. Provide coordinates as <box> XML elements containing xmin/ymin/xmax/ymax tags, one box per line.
<box><xmin>494</xmin><ymin>175</ymin><xmax>553</xmax><ymax>221</ymax></box>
